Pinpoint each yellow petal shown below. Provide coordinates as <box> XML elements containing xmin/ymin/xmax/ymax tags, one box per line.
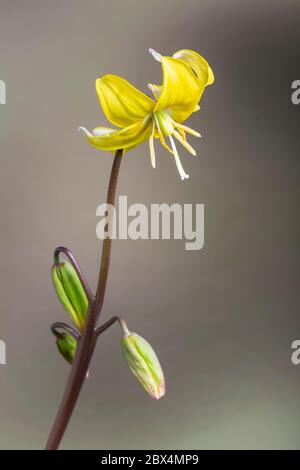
<box><xmin>79</xmin><ymin>118</ymin><xmax>152</xmax><ymax>152</ymax></box>
<box><xmin>149</xmin><ymin>84</ymin><xmax>200</xmax><ymax>112</ymax></box>
<box><xmin>154</xmin><ymin>55</ymin><xmax>203</xmax><ymax>123</ymax></box>
<box><xmin>173</xmin><ymin>49</ymin><xmax>214</xmax><ymax>87</ymax></box>
<box><xmin>96</xmin><ymin>75</ymin><xmax>155</xmax><ymax>128</ymax></box>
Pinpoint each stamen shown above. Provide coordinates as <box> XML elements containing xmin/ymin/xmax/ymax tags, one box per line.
<box><xmin>154</xmin><ymin>114</ymin><xmax>173</xmax><ymax>154</ymax></box>
<box><xmin>173</xmin><ymin>130</ymin><xmax>196</xmax><ymax>156</ymax></box>
<box><xmin>154</xmin><ymin>113</ymin><xmax>161</xmax><ymax>133</ymax></box>
<box><xmin>173</xmin><ymin>121</ymin><xmax>201</xmax><ymax>137</ymax></box>
<box><xmin>177</xmin><ymin>127</ymin><xmax>186</xmax><ymax>141</ymax></box>
<box><xmin>149</xmin><ymin>48</ymin><xmax>162</xmax><ymax>62</ymax></box>
<box><xmin>147</xmin><ymin>83</ymin><xmax>161</xmax><ymax>100</ymax></box>
<box><xmin>169</xmin><ymin>135</ymin><xmax>190</xmax><ymax>181</ymax></box>
<box><xmin>149</xmin><ymin>121</ymin><xmax>156</xmax><ymax>168</ymax></box>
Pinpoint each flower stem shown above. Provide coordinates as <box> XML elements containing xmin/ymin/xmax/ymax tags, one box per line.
<box><xmin>51</xmin><ymin>322</ymin><xmax>81</xmax><ymax>340</ymax></box>
<box><xmin>45</xmin><ymin>149</ymin><xmax>123</xmax><ymax>450</ymax></box>
<box><xmin>95</xmin><ymin>315</ymin><xmax>126</xmax><ymax>337</ymax></box>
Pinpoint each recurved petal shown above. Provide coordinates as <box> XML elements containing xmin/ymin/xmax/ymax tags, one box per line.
<box><xmin>149</xmin><ymin>80</ymin><xmax>200</xmax><ymax>113</ymax></box>
<box><xmin>173</xmin><ymin>49</ymin><xmax>214</xmax><ymax>87</ymax></box>
<box><xmin>154</xmin><ymin>56</ymin><xmax>203</xmax><ymax>123</ymax></box>
<box><xmin>96</xmin><ymin>75</ymin><xmax>155</xmax><ymax>128</ymax></box>
<box><xmin>79</xmin><ymin>118</ymin><xmax>152</xmax><ymax>152</ymax></box>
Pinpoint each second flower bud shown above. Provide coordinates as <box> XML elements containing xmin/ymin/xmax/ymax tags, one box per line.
<box><xmin>51</xmin><ymin>260</ymin><xmax>89</xmax><ymax>331</ymax></box>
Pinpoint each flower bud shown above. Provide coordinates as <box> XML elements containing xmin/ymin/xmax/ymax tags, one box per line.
<box><xmin>121</xmin><ymin>329</ymin><xmax>165</xmax><ymax>400</ymax></box>
<box><xmin>56</xmin><ymin>333</ymin><xmax>77</xmax><ymax>364</ymax></box>
<box><xmin>51</xmin><ymin>261</ymin><xmax>88</xmax><ymax>331</ymax></box>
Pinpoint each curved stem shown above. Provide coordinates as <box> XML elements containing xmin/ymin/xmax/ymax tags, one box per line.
<box><xmin>95</xmin><ymin>315</ymin><xmax>122</xmax><ymax>337</ymax></box>
<box><xmin>54</xmin><ymin>246</ymin><xmax>94</xmax><ymax>303</ymax></box>
<box><xmin>95</xmin><ymin>316</ymin><xmax>118</xmax><ymax>337</ymax></box>
<box><xmin>95</xmin><ymin>315</ymin><xmax>130</xmax><ymax>337</ymax></box>
<box><xmin>45</xmin><ymin>149</ymin><xmax>123</xmax><ymax>450</ymax></box>
<box><xmin>51</xmin><ymin>322</ymin><xmax>81</xmax><ymax>341</ymax></box>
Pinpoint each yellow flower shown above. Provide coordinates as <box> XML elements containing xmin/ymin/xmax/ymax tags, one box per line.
<box><xmin>79</xmin><ymin>49</ymin><xmax>214</xmax><ymax>180</ymax></box>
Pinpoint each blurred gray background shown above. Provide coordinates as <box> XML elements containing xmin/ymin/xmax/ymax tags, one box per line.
<box><xmin>0</xmin><ymin>0</ymin><xmax>300</xmax><ymax>449</ymax></box>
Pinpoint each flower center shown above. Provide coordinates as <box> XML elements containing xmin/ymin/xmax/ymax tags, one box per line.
<box><xmin>154</xmin><ymin>111</ymin><xmax>174</xmax><ymax>136</ymax></box>
<box><xmin>149</xmin><ymin>110</ymin><xmax>202</xmax><ymax>181</ymax></box>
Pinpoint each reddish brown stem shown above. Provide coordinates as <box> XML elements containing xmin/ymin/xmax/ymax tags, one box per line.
<box><xmin>45</xmin><ymin>149</ymin><xmax>123</xmax><ymax>450</ymax></box>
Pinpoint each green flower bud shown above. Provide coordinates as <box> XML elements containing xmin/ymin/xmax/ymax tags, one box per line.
<box><xmin>51</xmin><ymin>261</ymin><xmax>88</xmax><ymax>331</ymax></box>
<box><xmin>121</xmin><ymin>329</ymin><xmax>166</xmax><ymax>400</ymax></box>
<box><xmin>56</xmin><ymin>333</ymin><xmax>77</xmax><ymax>364</ymax></box>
